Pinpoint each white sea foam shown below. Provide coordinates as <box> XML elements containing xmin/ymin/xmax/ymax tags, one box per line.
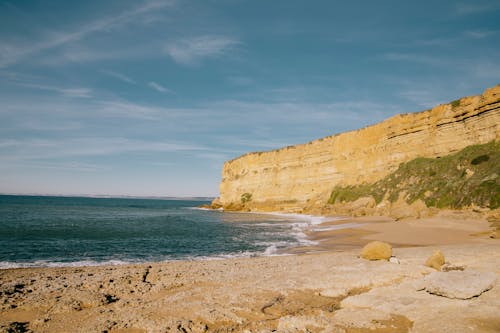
<box><xmin>0</xmin><ymin>259</ymin><xmax>143</xmax><ymax>269</ymax></box>
<box><xmin>0</xmin><ymin>252</ymin><xmax>269</xmax><ymax>269</ymax></box>
<box><xmin>241</xmin><ymin>211</ymin><xmax>343</xmax><ymax>248</ymax></box>
<box><xmin>263</xmin><ymin>245</ymin><xmax>278</xmax><ymax>255</ymax></box>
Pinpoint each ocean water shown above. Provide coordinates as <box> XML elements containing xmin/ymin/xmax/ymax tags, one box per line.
<box><xmin>0</xmin><ymin>195</ymin><xmax>319</xmax><ymax>269</ymax></box>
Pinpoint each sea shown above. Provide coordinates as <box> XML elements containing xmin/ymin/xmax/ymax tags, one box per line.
<box><xmin>0</xmin><ymin>195</ymin><xmax>325</xmax><ymax>269</ymax></box>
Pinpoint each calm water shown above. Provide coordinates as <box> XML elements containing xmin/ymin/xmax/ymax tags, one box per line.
<box><xmin>0</xmin><ymin>195</ymin><xmax>317</xmax><ymax>268</ymax></box>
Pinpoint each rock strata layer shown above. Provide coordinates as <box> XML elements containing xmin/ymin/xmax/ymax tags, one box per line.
<box><xmin>219</xmin><ymin>85</ymin><xmax>500</xmax><ymax>212</ymax></box>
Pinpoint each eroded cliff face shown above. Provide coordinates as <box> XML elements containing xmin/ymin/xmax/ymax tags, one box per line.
<box><xmin>219</xmin><ymin>85</ymin><xmax>500</xmax><ymax>212</ymax></box>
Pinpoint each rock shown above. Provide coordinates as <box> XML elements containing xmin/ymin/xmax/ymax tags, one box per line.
<box><xmin>425</xmin><ymin>250</ymin><xmax>445</xmax><ymax>270</ymax></box>
<box><xmin>390</xmin><ymin>198</ymin><xmax>429</xmax><ymax>220</ymax></box>
<box><xmin>422</xmin><ymin>270</ymin><xmax>497</xmax><ymax>299</ymax></box>
<box><xmin>210</xmin><ymin>198</ymin><xmax>223</xmax><ymax>209</ymax></box>
<box><xmin>360</xmin><ymin>241</ymin><xmax>392</xmax><ymax>260</ymax></box>
<box><xmin>389</xmin><ymin>256</ymin><xmax>400</xmax><ymax>264</ymax></box>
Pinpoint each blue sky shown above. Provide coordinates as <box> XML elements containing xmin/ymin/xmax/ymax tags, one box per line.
<box><xmin>1</xmin><ymin>0</ymin><xmax>499</xmax><ymax>197</ymax></box>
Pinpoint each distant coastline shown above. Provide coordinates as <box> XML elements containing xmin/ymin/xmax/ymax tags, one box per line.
<box><xmin>0</xmin><ymin>193</ymin><xmax>216</xmax><ymax>201</ymax></box>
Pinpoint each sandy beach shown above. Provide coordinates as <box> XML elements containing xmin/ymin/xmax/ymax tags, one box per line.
<box><xmin>1</xmin><ymin>213</ymin><xmax>499</xmax><ymax>333</ymax></box>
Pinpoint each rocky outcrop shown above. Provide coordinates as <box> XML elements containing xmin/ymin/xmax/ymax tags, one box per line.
<box><xmin>421</xmin><ymin>270</ymin><xmax>496</xmax><ymax>299</ymax></box>
<box><xmin>425</xmin><ymin>250</ymin><xmax>445</xmax><ymax>271</ymax></box>
<box><xmin>219</xmin><ymin>85</ymin><xmax>500</xmax><ymax>212</ymax></box>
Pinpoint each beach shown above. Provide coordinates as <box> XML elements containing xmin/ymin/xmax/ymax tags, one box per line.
<box><xmin>1</xmin><ymin>213</ymin><xmax>499</xmax><ymax>333</ymax></box>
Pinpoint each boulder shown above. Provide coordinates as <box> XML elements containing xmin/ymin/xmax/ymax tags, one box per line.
<box><xmin>422</xmin><ymin>270</ymin><xmax>496</xmax><ymax>299</ymax></box>
<box><xmin>360</xmin><ymin>241</ymin><xmax>392</xmax><ymax>260</ymax></box>
<box><xmin>425</xmin><ymin>250</ymin><xmax>445</xmax><ymax>270</ymax></box>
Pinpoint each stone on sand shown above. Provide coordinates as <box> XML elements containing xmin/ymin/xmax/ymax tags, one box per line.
<box><xmin>425</xmin><ymin>250</ymin><xmax>445</xmax><ymax>270</ymax></box>
<box><xmin>422</xmin><ymin>270</ymin><xmax>497</xmax><ymax>299</ymax></box>
<box><xmin>360</xmin><ymin>241</ymin><xmax>392</xmax><ymax>260</ymax></box>
<box><xmin>389</xmin><ymin>256</ymin><xmax>400</xmax><ymax>264</ymax></box>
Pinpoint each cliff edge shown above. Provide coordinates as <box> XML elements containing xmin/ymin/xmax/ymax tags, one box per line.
<box><xmin>218</xmin><ymin>85</ymin><xmax>500</xmax><ymax>215</ymax></box>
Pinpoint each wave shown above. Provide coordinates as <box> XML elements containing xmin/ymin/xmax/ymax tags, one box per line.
<box><xmin>259</xmin><ymin>212</ymin><xmax>344</xmax><ymax>225</ymax></box>
<box><xmin>0</xmin><ymin>259</ymin><xmax>144</xmax><ymax>269</ymax></box>
<box><xmin>0</xmin><ymin>248</ymin><xmax>287</xmax><ymax>269</ymax></box>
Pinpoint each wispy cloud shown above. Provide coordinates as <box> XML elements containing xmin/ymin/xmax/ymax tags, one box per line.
<box><xmin>101</xmin><ymin>70</ymin><xmax>136</xmax><ymax>84</ymax></box>
<box><xmin>165</xmin><ymin>35</ymin><xmax>240</xmax><ymax>65</ymax></box>
<box><xmin>12</xmin><ymin>161</ymin><xmax>110</xmax><ymax>172</ymax></box>
<box><xmin>0</xmin><ymin>0</ymin><xmax>175</xmax><ymax>68</ymax></box>
<box><xmin>0</xmin><ymin>137</ymin><xmax>207</xmax><ymax>162</ymax></box>
<box><xmin>454</xmin><ymin>3</ymin><xmax>499</xmax><ymax>16</ymax></box>
<box><xmin>464</xmin><ymin>30</ymin><xmax>496</xmax><ymax>39</ymax></box>
<box><xmin>148</xmin><ymin>81</ymin><xmax>172</xmax><ymax>93</ymax></box>
<box><xmin>14</xmin><ymin>82</ymin><xmax>92</xmax><ymax>98</ymax></box>
<box><xmin>95</xmin><ymin>100</ymin><xmax>194</xmax><ymax>120</ymax></box>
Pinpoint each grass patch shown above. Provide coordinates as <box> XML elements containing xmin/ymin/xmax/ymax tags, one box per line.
<box><xmin>451</xmin><ymin>99</ymin><xmax>461</xmax><ymax>108</ymax></box>
<box><xmin>328</xmin><ymin>141</ymin><xmax>500</xmax><ymax>209</ymax></box>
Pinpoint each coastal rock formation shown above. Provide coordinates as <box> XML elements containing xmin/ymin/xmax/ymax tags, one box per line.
<box><xmin>219</xmin><ymin>85</ymin><xmax>500</xmax><ymax>212</ymax></box>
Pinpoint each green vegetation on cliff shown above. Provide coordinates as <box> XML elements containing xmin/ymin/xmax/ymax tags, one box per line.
<box><xmin>328</xmin><ymin>141</ymin><xmax>500</xmax><ymax>209</ymax></box>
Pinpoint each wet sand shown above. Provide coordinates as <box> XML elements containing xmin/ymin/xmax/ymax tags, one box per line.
<box><xmin>1</xmin><ymin>213</ymin><xmax>499</xmax><ymax>332</ymax></box>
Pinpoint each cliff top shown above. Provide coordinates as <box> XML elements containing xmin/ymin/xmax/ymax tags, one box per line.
<box><xmin>227</xmin><ymin>84</ymin><xmax>500</xmax><ymax>164</ymax></box>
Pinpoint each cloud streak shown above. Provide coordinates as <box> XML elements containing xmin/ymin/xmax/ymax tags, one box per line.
<box><xmin>148</xmin><ymin>81</ymin><xmax>172</xmax><ymax>93</ymax></box>
<box><xmin>165</xmin><ymin>35</ymin><xmax>240</xmax><ymax>65</ymax></box>
<box><xmin>0</xmin><ymin>0</ymin><xmax>175</xmax><ymax>68</ymax></box>
<box><xmin>454</xmin><ymin>2</ymin><xmax>500</xmax><ymax>16</ymax></box>
<box><xmin>0</xmin><ymin>137</ymin><xmax>207</xmax><ymax>162</ymax></box>
<box><xmin>13</xmin><ymin>82</ymin><xmax>93</xmax><ymax>98</ymax></box>
<box><xmin>101</xmin><ymin>70</ymin><xmax>136</xmax><ymax>84</ymax></box>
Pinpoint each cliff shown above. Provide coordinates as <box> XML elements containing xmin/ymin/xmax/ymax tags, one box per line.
<box><xmin>218</xmin><ymin>85</ymin><xmax>500</xmax><ymax>213</ymax></box>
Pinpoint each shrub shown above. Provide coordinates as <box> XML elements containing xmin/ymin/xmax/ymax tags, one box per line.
<box><xmin>471</xmin><ymin>154</ymin><xmax>489</xmax><ymax>165</ymax></box>
<box><xmin>328</xmin><ymin>141</ymin><xmax>499</xmax><ymax>209</ymax></box>
<box><xmin>451</xmin><ymin>99</ymin><xmax>461</xmax><ymax>108</ymax></box>
<box><xmin>241</xmin><ymin>192</ymin><xmax>252</xmax><ymax>203</ymax></box>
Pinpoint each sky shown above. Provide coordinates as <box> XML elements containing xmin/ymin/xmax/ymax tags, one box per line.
<box><xmin>0</xmin><ymin>0</ymin><xmax>499</xmax><ymax>197</ymax></box>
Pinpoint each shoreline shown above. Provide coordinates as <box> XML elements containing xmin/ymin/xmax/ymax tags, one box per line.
<box><xmin>1</xmin><ymin>210</ymin><xmax>499</xmax><ymax>332</ymax></box>
<box><xmin>1</xmin><ymin>209</ymin><xmax>495</xmax><ymax>270</ymax></box>
<box><xmin>1</xmin><ymin>241</ymin><xmax>499</xmax><ymax>332</ymax></box>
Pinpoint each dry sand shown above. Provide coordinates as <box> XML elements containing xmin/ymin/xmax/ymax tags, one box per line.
<box><xmin>1</xmin><ymin>214</ymin><xmax>499</xmax><ymax>333</ymax></box>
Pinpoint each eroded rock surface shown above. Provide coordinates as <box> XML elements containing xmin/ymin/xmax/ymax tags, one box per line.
<box><xmin>422</xmin><ymin>270</ymin><xmax>497</xmax><ymax>299</ymax></box>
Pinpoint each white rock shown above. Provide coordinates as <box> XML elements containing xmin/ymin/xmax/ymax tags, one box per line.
<box><xmin>423</xmin><ymin>270</ymin><xmax>496</xmax><ymax>299</ymax></box>
<box><xmin>389</xmin><ymin>256</ymin><xmax>400</xmax><ymax>264</ymax></box>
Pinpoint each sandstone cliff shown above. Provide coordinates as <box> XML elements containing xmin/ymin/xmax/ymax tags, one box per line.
<box><xmin>218</xmin><ymin>85</ymin><xmax>500</xmax><ymax>213</ymax></box>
